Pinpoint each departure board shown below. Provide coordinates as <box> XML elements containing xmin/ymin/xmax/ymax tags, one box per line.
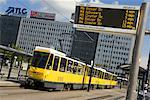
<box><xmin>74</xmin><ymin>3</ymin><xmax>140</xmax><ymax>34</ymax></box>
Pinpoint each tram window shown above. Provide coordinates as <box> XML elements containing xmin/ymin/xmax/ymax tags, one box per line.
<box><xmin>59</xmin><ymin>58</ymin><xmax>67</xmax><ymax>72</ymax></box>
<box><xmin>105</xmin><ymin>73</ymin><xmax>108</xmax><ymax>80</ymax></box>
<box><xmin>91</xmin><ymin>69</ymin><xmax>95</xmax><ymax>77</ymax></box>
<box><xmin>67</xmin><ymin>60</ymin><xmax>73</xmax><ymax>73</ymax></box>
<box><xmin>110</xmin><ymin>75</ymin><xmax>112</xmax><ymax>80</ymax></box>
<box><xmin>73</xmin><ymin>62</ymin><xmax>78</xmax><ymax>74</ymax></box>
<box><xmin>93</xmin><ymin>69</ymin><xmax>97</xmax><ymax>77</ymax></box>
<box><xmin>78</xmin><ymin>64</ymin><xmax>83</xmax><ymax>75</ymax></box>
<box><xmin>114</xmin><ymin>76</ymin><xmax>117</xmax><ymax>81</ymax></box>
<box><xmin>88</xmin><ymin>68</ymin><xmax>91</xmax><ymax>76</ymax></box>
<box><xmin>101</xmin><ymin>72</ymin><xmax>103</xmax><ymax>79</ymax></box>
<box><xmin>97</xmin><ymin>71</ymin><xmax>100</xmax><ymax>78</ymax></box>
<box><xmin>99</xmin><ymin>71</ymin><xmax>102</xmax><ymax>78</ymax></box>
<box><xmin>53</xmin><ymin>56</ymin><xmax>59</xmax><ymax>71</ymax></box>
<box><xmin>31</xmin><ymin>51</ymin><xmax>49</xmax><ymax>69</ymax></box>
<box><xmin>108</xmin><ymin>75</ymin><xmax>110</xmax><ymax>80</ymax></box>
<box><xmin>95</xmin><ymin>70</ymin><xmax>99</xmax><ymax>77</ymax></box>
<box><xmin>46</xmin><ymin>54</ymin><xmax>54</xmax><ymax>69</ymax></box>
<box><xmin>78</xmin><ymin>67</ymin><xmax>82</xmax><ymax>75</ymax></box>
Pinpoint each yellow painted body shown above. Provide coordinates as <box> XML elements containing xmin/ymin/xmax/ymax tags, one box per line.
<box><xmin>27</xmin><ymin>47</ymin><xmax>117</xmax><ymax>88</ymax></box>
<box><xmin>28</xmin><ymin>66</ymin><xmax>117</xmax><ymax>86</ymax></box>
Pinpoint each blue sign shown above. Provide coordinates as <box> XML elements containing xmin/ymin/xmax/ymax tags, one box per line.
<box><xmin>5</xmin><ymin>7</ymin><xmax>27</xmax><ymax>17</ymax></box>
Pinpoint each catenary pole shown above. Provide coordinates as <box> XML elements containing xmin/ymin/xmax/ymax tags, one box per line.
<box><xmin>126</xmin><ymin>2</ymin><xmax>150</xmax><ymax>100</ymax></box>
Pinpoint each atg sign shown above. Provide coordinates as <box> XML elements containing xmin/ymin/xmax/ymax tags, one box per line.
<box><xmin>5</xmin><ymin>7</ymin><xmax>27</xmax><ymax>17</ymax></box>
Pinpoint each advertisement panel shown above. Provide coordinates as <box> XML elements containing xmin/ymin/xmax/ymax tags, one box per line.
<box><xmin>30</xmin><ymin>11</ymin><xmax>55</xmax><ymax>21</ymax></box>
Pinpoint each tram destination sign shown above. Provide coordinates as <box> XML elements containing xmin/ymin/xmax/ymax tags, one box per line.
<box><xmin>74</xmin><ymin>3</ymin><xmax>140</xmax><ymax>34</ymax></box>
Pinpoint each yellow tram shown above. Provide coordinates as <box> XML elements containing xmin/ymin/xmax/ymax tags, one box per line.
<box><xmin>26</xmin><ymin>46</ymin><xmax>117</xmax><ymax>90</ymax></box>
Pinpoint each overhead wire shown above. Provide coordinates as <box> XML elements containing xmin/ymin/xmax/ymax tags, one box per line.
<box><xmin>15</xmin><ymin>0</ymin><xmax>70</xmax><ymax>21</ymax></box>
<box><xmin>41</xmin><ymin>0</ymin><xmax>70</xmax><ymax>21</ymax></box>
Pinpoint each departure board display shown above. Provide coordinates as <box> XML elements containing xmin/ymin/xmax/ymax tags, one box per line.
<box><xmin>74</xmin><ymin>4</ymin><xmax>140</xmax><ymax>34</ymax></box>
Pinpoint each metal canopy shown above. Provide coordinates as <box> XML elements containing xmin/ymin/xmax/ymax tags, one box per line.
<box><xmin>0</xmin><ymin>45</ymin><xmax>32</xmax><ymax>57</ymax></box>
<box><xmin>119</xmin><ymin>64</ymin><xmax>146</xmax><ymax>79</ymax></box>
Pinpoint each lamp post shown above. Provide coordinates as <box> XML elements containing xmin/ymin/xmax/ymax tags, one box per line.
<box><xmin>126</xmin><ymin>2</ymin><xmax>150</xmax><ymax>100</ymax></box>
<box><xmin>87</xmin><ymin>60</ymin><xmax>94</xmax><ymax>92</ymax></box>
<box><xmin>87</xmin><ymin>33</ymin><xmax>98</xmax><ymax>92</ymax></box>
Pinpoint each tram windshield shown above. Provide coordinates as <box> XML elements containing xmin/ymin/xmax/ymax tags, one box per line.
<box><xmin>31</xmin><ymin>51</ymin><xmax>49</xmax><ymax>69</ymax></box>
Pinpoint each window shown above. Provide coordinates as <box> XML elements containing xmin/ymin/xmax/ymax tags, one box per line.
<box><xmin>67</xmin><ymin>60</ymin><xmax>73</xmax><ymax>73</ymax></box>
<box><xmin>99</xmin><ymin>71</ymin><xmax>103</xmax><ymax>78</ymax></box>
<box><xmin>78</xmin><ymin>64</ymin><xmax>83</xmax><ymax>75</ymax></box>
<box><xmin>53</xmin><ymin>56</ymin><xmax>59</xmax><ymax>71</ymax></box>
<box><xmin>46</xmin><ymin>54</ymin><xmax>54</xmax><ymax>69</ymax></box>
<box><xmin>73</xmin><ymin>62</ymin><xmax>78</xmax><ymax>74</ymax></box>
<box><xmin>105</xmin><ymin>73</ymin><xmax>109</xmax><ymax>80</ymax></box>
<box><xmin>59</xmin><ymin>58</ymin><xmax>67</xmax><ymax>72</ymax></box>
<box><xmin>87</xmin><ymin>67</ymin><xmax>91</xmax><ymax>76</ymax></box>
<box><xmin>31</xmin><ymin>51</ymin><xmax>49</xmax><ymax>69</ymax></box>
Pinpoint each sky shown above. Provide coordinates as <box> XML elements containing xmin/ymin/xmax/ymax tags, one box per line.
<box><xmin>0</xmin><ymin>0</ymin><xmax>150</xmax><ymax>68</ymax></box>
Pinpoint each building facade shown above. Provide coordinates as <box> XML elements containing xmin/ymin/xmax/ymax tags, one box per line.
<box><xmin>71</xmin><ymin>30</ymin><xmax>99</xmax><ymax>64</ymax></box>
<box><xmin>0</xmin><ymin>15</ymin><xmax>21</xmax><ymax>46</ymax></box>
<box><xmin>71</xmin><ymin>30</ymin><xmax>135</xmax><ymax>75</ymax></box>
<box><xmin>94</xmin><ymin>32</ymin><xmax>135</xmax><ymax>75</ymax></box>
<box><xmin>16</xmin><ymin>18</ymin><xmax>74</xmax><ymax>55</ymax></box>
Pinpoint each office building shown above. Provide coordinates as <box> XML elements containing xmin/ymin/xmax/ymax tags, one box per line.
<box><xmin>71</xmin><ymin>30</ymin><xmax>99</xmax><ymax>64</ymax></box>
<box><xmin>0</xmin><ymin>15</ymin><xmax>21</xmax><ymax>46</ymax></box>
<box><xmin>16</xmin><ymin>18</ymin><xmax>74</xmax><ymax>56</ymax></box>
<box><xmin>94</xmin><ymin>32</ymin><xmax>135</xmax><ymax>75</ymax></box>
<box><xmin>71</xmin><ymin>31</ymin><xmax>135</xmax><ymax>75</ymax></box>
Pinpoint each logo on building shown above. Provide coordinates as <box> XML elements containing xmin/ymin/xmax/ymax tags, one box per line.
<box><xmin>30</xmin><ymin>11</ymin><xmax>55</xmax><ymax>21</ymax></box>
<box><xmin>5</xmin><ymin>7</ymin><xmax>27</xmax><ymax>17</ymax></box>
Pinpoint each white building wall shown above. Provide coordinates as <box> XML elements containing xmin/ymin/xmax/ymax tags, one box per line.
<box><xmin>16</xmin><ymin>18</ymin><xmax>74</xmax><ymax>56</ymax></box>
<box><xmin>94</xmin><ymin>32</ymin><xmax>135</xmax><ymax>74</ymax></box>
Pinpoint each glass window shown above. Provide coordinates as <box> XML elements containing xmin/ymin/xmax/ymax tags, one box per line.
<box><xmin>93</xmin><ymin>69</ymin><xmax>98</xmax><ymax>77</ymax></box>
<box><xmin>53</xmin><ymin>56</ymin><xmax>59</xmax><ymax>71</ymax></box>
<box><xmin>59</xmin><ymin>58</ymin><xmax>67</xmax><ymax>72</ymax></box>
<box><xmin>78</xmin><ymin>64</ymin><xmax>84</xmax><ymax>75</ymax></box>
<box><xmin>73</xmin><ymin>62</ymin><xmax>78</xmax><ymax>74</ymax></box>
<box><xmin>97</xmin><ymin>71</ymin><xmax>100</xmax><ymax>78</ymax></box>
<box><xmin>99</xmin><ymin>71</ymin><xmax>102</xmax><ymax>78</ymax></box>
<box><xmin>31</xmin><ymin>51</ymin><xmax>49</xmax><ymax>69</ymax></box>
<box><xmin>86</xmin><ymin>67</ymin><xmax>91</xmax><ymax>76</ymax></box>
<box><xmin>46</xmin><ymin>54</ymin><xmax>54</xmax><ymax>69</ymax></box>
<box><xmin>67</xmin><ymin>60</ymin><xmax>73</xmax><ymax>73</ymax></box>
<box><xmin>105</xmin><ymin>73</ymin><xmax>108</xmax><ymax>80</ymax></box>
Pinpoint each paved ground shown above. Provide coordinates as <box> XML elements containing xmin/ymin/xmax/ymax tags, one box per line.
<box><xmin>0</xmin><ymin>66</ymin><xmax>127</xmax><ymax>100</ymax></box>
<box><xmin>0</xmin><ymin>86</ymin><xmax>126</xmax><ymax>100</ymax></box>
<box><xmin>0</xmin><ymin>66</ymin><xmax>26</xmax><ymax>79</ymax></box>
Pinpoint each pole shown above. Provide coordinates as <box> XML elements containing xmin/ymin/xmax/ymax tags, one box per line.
<box><xmin>0</xmin><ymin>55</ymin><xmax>4</xmax><ymax>73</ymax></box>
<box><xmin>7</xmin><ymin>53</ymin><xmax>15</xmax><ymax>79</ymax></box>
<box><xmin>126</xmin><ymin>2</ymin><xmax>150</xmax><ymax>100</ymax></box>
<box><xmin>87</xmin><ymin>32</ymin><xmax>98</xmax><ymax>92</ymax></box>
<box><xmin>87</xmin><ymin>60</ymin><xmax>94</xmax><ymax>92</ymax></box>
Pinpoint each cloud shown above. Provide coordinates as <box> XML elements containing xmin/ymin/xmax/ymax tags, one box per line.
<box><xmin>0</xmin><ymin>0</ymin><xmax>6</xmax><ymax>4</ymax></box>
<box><xmin>38</xmin><ymin>0</ymin><xmax>76</xmax><ymax>22</ymax></box>
<box><xmin>29</xmin><ymin>0</ymin><xmax>104</xmax><ymax>22</ymax></box>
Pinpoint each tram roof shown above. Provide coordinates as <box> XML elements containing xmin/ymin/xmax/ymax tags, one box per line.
<box><xmin>35</xmin><ymin>46</ymin><xmax>66</xmax><ymax>57</ymax></box>
<box><xmin>35</xmin><ymin>46</ymin><xmax>86</xmax><ymax>65</ymax></box>
<box><xmin>94</xmin><ymin>67</ymin><xmax>107</xmax><ymax>72</ymax></box>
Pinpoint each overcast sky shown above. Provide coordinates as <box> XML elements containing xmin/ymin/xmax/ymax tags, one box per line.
<box><xmin>0</xmin><ymin>0</ymin><xmax>150</xmax><ymax>68</ymax></box>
